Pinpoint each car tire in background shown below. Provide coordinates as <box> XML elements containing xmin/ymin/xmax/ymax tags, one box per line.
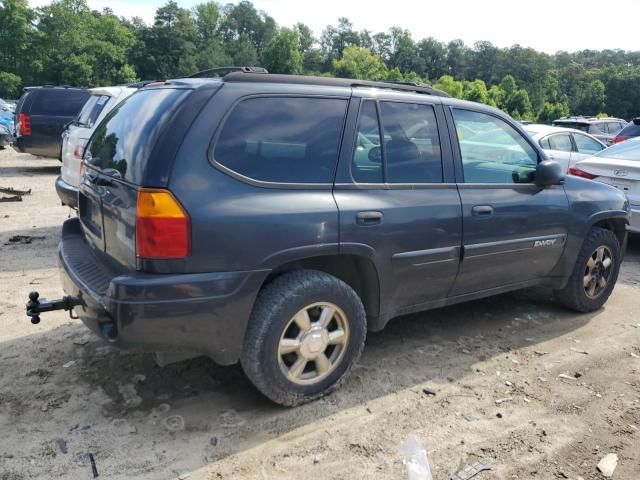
<box><xmin>555</xmin><ymin>227</ymin><xmax>622</xmax><ymax>312</ymax></box>
<box><xmin>241</xmin><ymin>270</ymin><xmax>367</xmax><ymax>406</ymax></box>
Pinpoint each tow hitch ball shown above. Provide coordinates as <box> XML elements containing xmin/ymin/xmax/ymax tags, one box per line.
<box><xmin>26</xmin><ymin>291</ymin><xmax>82</xmax><ymax>325</ymax></box>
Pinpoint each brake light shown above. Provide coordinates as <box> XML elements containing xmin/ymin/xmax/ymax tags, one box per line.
<box><xmin>613</xmin><ymin>136</ymin><xmax>626</xmax><ymax>144</ymax></box>
<box><xmin>73</xmin><ymin>141</ymin><xmax>87</xmax><ymax>158</ymax></box>
<box><xmin>136</xmin><ymin>189</ymin><xmax>190</xmax><ymax>259</ymax></box>
<box><xmin>19</xmin><ymin>113</ymin><xmax>31</xmax><ymax>136</ymax></box>
<box><xmin>568</xmin><ymin>167</ymin><xmax>597</xmax><ymax>180</ymax></box>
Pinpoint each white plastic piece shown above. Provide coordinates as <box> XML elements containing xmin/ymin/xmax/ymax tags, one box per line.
<box><xmin>398</xmin><ymin>434</ymin><xmax>432</xmax><ymax>480</ymax></box>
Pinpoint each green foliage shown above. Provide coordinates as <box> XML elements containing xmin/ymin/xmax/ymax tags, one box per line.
<box><xmin>537</xmin><ymin>102</ymin><xmax>570</xmax><ymax>124</ymax></box>
<box><xmin>433</xmin><ymin>75</ymin><xmax>463</xmax><ymax>98</ymax></box>
<box><xmin>263</xmin><ymin>28</ymin><xmax>303</xmax><ymax>74</ymax></box>
<box><xmin>0</xmin><ymin>71</ymin><xmax>21</xmax><ymax>97</ymax></box>
<box><xmin>331</xmin><ymin>46</ymin><xmax>387</xmax><ymax>81</ymax></box>
<box><xmin>0</xmin><ymin>2</ymin><xmax>639</xmax><ymax>121</ymax></box>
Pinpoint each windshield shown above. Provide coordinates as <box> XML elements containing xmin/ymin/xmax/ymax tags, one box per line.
<box><xmin>595</xmin><ymin>138</ymin><xmax>640</xmax><ymax>160</ymax></box>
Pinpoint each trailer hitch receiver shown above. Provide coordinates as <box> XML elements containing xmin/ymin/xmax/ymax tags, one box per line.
<box><xmin>26</xmin><ymin>291</ymin><xmax>83</xmax><ymax>324</ymax></box>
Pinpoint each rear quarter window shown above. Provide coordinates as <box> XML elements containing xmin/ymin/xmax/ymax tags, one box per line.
<box><xmin>76</xmin><ymin>95</ymin><xmax>111</xmax><ymax>128</ymax></box>
<box><xmin>86</xmin><ymin>88</ymin><xmax>190</xmax><ymax>184</ymax></box>
<box><xmin>213</xmin><ymin>96</ymin><xmax>348</xmax><ymax>184</ymax></box>
<box><xmin>30</xmin><ymin>89</ymin><xmax>89</xmax><ymax>117</ymax></box>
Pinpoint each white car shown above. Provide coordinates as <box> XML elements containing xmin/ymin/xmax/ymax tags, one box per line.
<box><xmin>524</xmin><ymin>124</ymin><xmax>606</xmax><ymax>173</ymax></box>
<box><xmin>574</xmin><ymin>137</ymin><xmax>640</xmax><ymax>233</ymax></box>
<box><xmin>56</xmin><ymin>84</ymin><xmax>148</xmax><ymax>208</ymax></box>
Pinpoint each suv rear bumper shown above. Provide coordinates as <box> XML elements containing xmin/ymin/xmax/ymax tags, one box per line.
<box><xmin>59</xmin><ymin>218</ymin><xmax>267</xmax><ymax>365</ymax></box>
<box><xmin>55</xmin><ymin>175</ymin><xmax>78</xmax><ymax>208</ymax></box>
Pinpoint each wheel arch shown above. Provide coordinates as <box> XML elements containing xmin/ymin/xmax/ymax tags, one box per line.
<box><xmin>259</xmin><ymin>254</ymin><xmax>382</xmax><ymax>329</ymax></box>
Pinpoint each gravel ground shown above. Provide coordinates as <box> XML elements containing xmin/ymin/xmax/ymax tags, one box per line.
<box><xmin>0</xmin><ymin>147</ymin><xmax>639</xmax><ymax>480</ymax></box>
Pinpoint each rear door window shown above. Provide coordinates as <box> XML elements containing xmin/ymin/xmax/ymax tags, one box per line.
<box><xmin>213</xmin><ymin>97</ymin><xmax>348</xmax><ymax>184</ymax></box>
<box><xmin>86</xmin><ymin>88</ymin><xmax>190</xmax><ymax>184</ymax></box>
<box><xmin>76</xmin><ymin>95</ymin><xmax>111</xmax><ymax>128</ymax></box>
<box><xmin>31</xmin><ymin>89</ymin><xmax>89</xmax><ymax>116</ymax></box>
<box><xmin>547</xmin><ymin>134</ymin><xmax>573</xmax><ymax>152</ymax></box>
<box><xmin>379</xmin><ymin>101</ymin><xmax>442</xmax><ymax>183</ymax></box>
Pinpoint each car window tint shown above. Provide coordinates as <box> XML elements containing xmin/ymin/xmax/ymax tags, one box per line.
<box><xmin>573</xmin><ymin>133</ymin><xmax>604</xmax><ymax>154</ymax></box>
<box><xmin>379</xmin><ymin>101</ymin><xmax>442</xmax><ymax>183</ymax></box>
<box><xmin>589</xmin><ymin>123</ymin><xmax>605</xmax><ymax>134</ymax></box>
<box><xmin>77</xmin><ymin>95</ymin><xmax>110</xmax><ymax>128</ymax></box>
<box><xmin>538</xmin><ymin>137</ymin><xmax>551</xmax><ymax>149</ymax></box>
<box><xmin>593</xmin><ymin>138</ymin><xmax>640</xmax><ymax>160</ymax></box>
<box><xmin>214</xmin><ymin>97</ymin><xmax>348</xmax><ymax>184</ymax></box>
<box><xmin>30</xmin><ymin>90</ymin><xmax>88</xmax><ymax>116</ymax></box>
<box><xmin>352</xmin><ymin>101</ymin><xmax>383</xmax><ymax>183</ymax></box>
<box><xmin>453</xmin><ymin>109</ymin><xmax>538</xmax><ymax>184</ymax></box>
<box><xmin>548</xmin><ymin>134</ymin><xmax>573</xmax><ymax>152</ymax></box>
<box><xmin>87</xmin><ymin>88</ymin><xmax>189</xmax><ymax>184</ymax></box>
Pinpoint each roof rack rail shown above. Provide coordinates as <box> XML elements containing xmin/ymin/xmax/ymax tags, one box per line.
<box><xmin>222</xmin><ymin>73</ymin><xmax>450</xmax><ymax>97</ymax></box>
<box><xmin>189</xmin><ymin>66</ymin><xmax>269</xmax><ymax>79</ymax></box>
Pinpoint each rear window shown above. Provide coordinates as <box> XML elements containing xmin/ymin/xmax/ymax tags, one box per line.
<box><xmin>86</xmin><ymin>88</ymin><xmax>189</xmax><ymax>184</ymax></box>
<box><xmin>76</xmin><ymin>95</ymin><xmax>111</xmax><ymax>128</ymax></box>
<box><xmin>213</xmin><ymin>96</ymin><xmax>348</xmax><ymax>184</ymax></box>
<box><xmin>553</xmin><ymin>122</ymin><xmax>589</xmax><ymax>133</ymax></box>
<box><xmin>30</xmin><ymin>89</ymin><xmax>89</xmax><ymax>117</ymax></box>
<box><xmin>619</xmin><ymin>123</ymin><xmax>640</xmax><ymax>137</ymax></box>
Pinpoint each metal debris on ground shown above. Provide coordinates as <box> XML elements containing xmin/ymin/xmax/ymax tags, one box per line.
<box><xmin>6</xmin><ymin>235</ymin><xmax>45</xmax><ymax>244</ymax></box>
<box><xmin>0</xmin><ymin>195</ymin><xmax>22</xmax><ymax>202</ymax></box>
<box><xmin>422</xmin><ymin>388</ymin><xmax>437</xmax><ymax>396</ymax></box>
<box><xmin>0</xmin><ymin>186</ymin><xmax>31</xmax><ymax>196</ymax></box>
<box><xmin>89</xmin><ymin>453</ymin><xmax>99</xmax><ymax>478</ymax></box>
<box><xmin>450</xmin><ymin>459</ymin><xmax>493</xmax><ymax>480</ymax></box>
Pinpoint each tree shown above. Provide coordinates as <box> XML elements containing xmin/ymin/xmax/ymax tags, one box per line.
<box><xmin>537</xmin><ymin>102</ymin><xmax>570</xmax><ymax>124</ymax></box>
<box><xmin>463</xmin><ymin>79</ymin><xmax>491</xmax><ymax>105</ymax></box>
<box><xmin>433</xmin><ymin>75</ymin><xmax>463</xmax><ymax>98</ymax></box>
<box><xmin>0</xmin><ymin>0</ymin><xmax>34</xmax><ymax>82</ymax></box>
<box><xmin>263</xmin><ymin>28</ymin><xmax>303</xmax><ymax>74</ymax></box>
<box><xmin>417</xmin><ymin>37</ymin><xmax>446</xmax><ymax>80</ymax></box>
<box><xmin>0</xmin><ymin>71</ymin><xmax>21</xmax><ymax>97</ymax></box>
<box><xmin>331</xmin><ymin>46</ymin><xmax>387</xmax><ymax>81</ymax></box>
<box><xmin>576</xmin><ymin>79</ymin><xmax>606</xmax><ymax>115</ymax></box>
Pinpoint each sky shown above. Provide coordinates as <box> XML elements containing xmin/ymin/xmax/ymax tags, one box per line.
<box><xmin>29</xmin><ymin>0</ymin><xmax>640</xmax><ymax>54</ymax></box>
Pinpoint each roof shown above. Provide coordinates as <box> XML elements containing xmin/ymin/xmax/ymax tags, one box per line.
<box><xmin>222</xmin><ymin>72</ymin><xmax>450</xmax><ymax>97</ymax></box>
<box><xmin>553</xmin><ymin>116</ymin><xmax>626</xmax><ymax>124</ymax></box>
<box><xmin>523</xmin><ymin>124</ymin><xmax>572</xmax><ymax>137</ymax></box>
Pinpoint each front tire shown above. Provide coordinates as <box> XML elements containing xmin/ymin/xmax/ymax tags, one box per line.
<box><xmin>241</xmin><ymin>270</ymin><xmax>366</xmax><ymax>406</ymax></box>
<box><xmin>555</xmin><ymin>227</ymin><xmax>622</xmax><ymax>312</ymax></box>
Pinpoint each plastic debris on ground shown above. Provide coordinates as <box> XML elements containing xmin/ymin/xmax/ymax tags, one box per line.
<box><xmin>398</xmin><ymin>434</ymin><xmax>432</xmax><ymax>480</ymax></box>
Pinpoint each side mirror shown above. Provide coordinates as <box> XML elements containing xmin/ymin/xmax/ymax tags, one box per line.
<box><xmin>535</xmin><ymin>160</ymin><xmax>564</xmax><ymax>187</ymax></box>
<box><xmin>368</xmin><ymin>146</ymin><xmax>382</xmax><ymax>164</ymax></box>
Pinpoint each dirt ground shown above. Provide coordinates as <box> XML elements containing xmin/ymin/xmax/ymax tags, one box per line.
<box><xmin>0</xmin><ymin>147</ymin><xmax>639</xmax><ymax>480</ymax></box>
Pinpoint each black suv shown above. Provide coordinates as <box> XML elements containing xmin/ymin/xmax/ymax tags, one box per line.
<box><xmin>29</xmin><ymin>72</ymin><xmax>630</xmax><ymax>406</ymax></box>
<box><xmin>13</xmin><ymin>86</ymin><xmax>89</xmax><ymax>158</ymax></box>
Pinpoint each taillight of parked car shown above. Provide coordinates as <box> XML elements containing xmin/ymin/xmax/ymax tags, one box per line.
<box><xmin>613</xmin><ymin>136</ymin><xmax>627</xmax><ymax>144</ymax></box>
<box><xmin>19</xmin><ymin>113</ymin><xmax>31</xmax><ymax>136</ymax></box>
<box><xmin>135</xmin><ymin>188</ymin><xmax>190</xmax><ymax>259</ymax></box>
<box><xmin>568</xmin><ymin>167</ymin><xmax>598</xmax><ymax>180</ymax></box>
<box><xmin>73</xmin><ymin>141</ymin><xmax>87</xmax><ymax>159</ymax></box>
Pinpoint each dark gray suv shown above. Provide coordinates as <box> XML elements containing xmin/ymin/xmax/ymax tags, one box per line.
<box><xmin>28</xmin><ymin>72</ymin><xmax>630</xmax><ymax>406</ymax></box>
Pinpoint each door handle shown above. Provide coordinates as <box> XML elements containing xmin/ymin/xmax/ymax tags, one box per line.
<box><xmin>356</xmin><ymin>211</ymin><xmax>383</xmax><ymax>225</ymax></box>
<box><xmin>472</xmin><ymin>205</ymin><xmax>494</xmax><ymax>217</ymax></box>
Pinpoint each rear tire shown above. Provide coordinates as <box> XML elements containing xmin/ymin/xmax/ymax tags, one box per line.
<box><xmin>241</xmin><ymin>270</ymin><xmax>366</xmax><ymax>406</ymax></box>
<box><xmin>555</xmin><ymin>227</ymin><xmax>621</xmax><ymax>312</ymax></box>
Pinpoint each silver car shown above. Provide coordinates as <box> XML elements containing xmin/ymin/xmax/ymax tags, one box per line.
<box><xmin>525</xmin><ymin>124</ymin><xmax>606</xmax><ymax>173</ymax></box>
<box><xmin>574</xmin><ymin>137</ymin><xmax>640</xmax><ymax>233</ymax></box>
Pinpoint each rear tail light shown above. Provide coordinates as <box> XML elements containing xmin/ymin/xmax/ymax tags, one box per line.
<box><xmin>19</xmin><ymin>113</ymin><xmax>31</xmax><ymax>136</ymax></box>
<box><xmin>568</xmin><ymin>167</ymin><xmax>598</xmax><ymax>180</ymax></box>
<box><xmin>73</xmin><ymin>141</ymin><xmax>87</xmax><ymax>158</ymax></box>
<box><xmin>136</xmin><ymin>188</ymin><xmax>190</xmax><ymax>259</ymax></box>
<box><xmin>613</xmin><ymin>136</ymin><xmax>626</xmax><ymax>144</ymax></box>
